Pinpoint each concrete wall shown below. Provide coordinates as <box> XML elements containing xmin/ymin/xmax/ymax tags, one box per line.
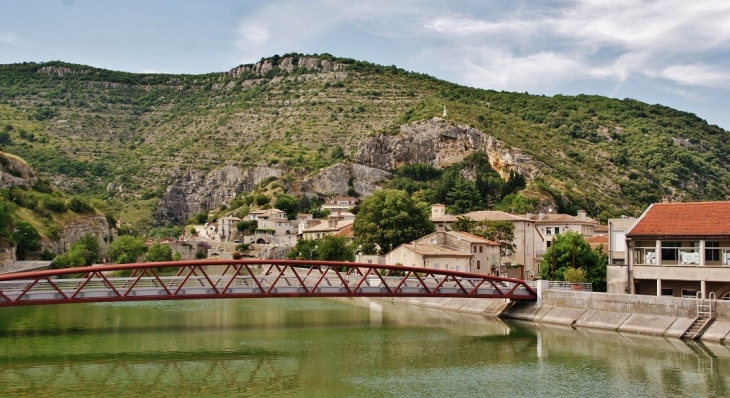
<box><xmin>607</xmin><ymin>265</ymin><xmax>629</xmax><ymax>294</ymax></box>
<box><xmin>542</xmin><ymin>290</ymin><xmax>704</xmax><ymax>319</ymax></box>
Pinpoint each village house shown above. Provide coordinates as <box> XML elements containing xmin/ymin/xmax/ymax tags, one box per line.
<box><xmin>301</xmin><ymin>211</ymin><xmax>354</xmax><ymax>241</ymax></box>
<box><xmin>525</xmin><ymin>209</ymin><xmax>598</xmax><ymax>252</ymax></box>
<box><xmin>321</xmin><ymin>196</ymin><xmax>358</xmax><ymax>212</ymax></box>
<box><xmin>605</xmin><ymin>216</ymin><xmax>637</xmax><ymax>293</ymax></box>
<box><xmin>429</xmin><ymin>204</ymin><xmax>541</xmax><ymax>278</ymax></box>
<box><xmin>385</xmin><ymin>231</ymin><xmax>501</xmax><ymax>275</ymax></box>
<box><xmin>218</xmin><ymin>215</ymin><xmax>241</xmax><ymax>242</ymax></box>
<box><xmin>244</xmin><ymin>208</ymin><xmax>297</xmax><ymax>246</ymax></box>
<box><xmin>622</xmin><ymin>201</ymin><xmax>730</xmax><ymax>299</ymax></box>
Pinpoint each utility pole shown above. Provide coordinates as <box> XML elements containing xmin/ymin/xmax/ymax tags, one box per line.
<box><xmin>551</xmin><ymin>245</ymin><xmax>555</xmax><ymax>280</ymax></box>
<box><xmin>572</xmin><ymin>234</ymin><xmax>576</xmax><ymax>269</ymax></box>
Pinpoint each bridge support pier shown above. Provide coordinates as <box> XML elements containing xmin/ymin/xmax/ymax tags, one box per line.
<box><xmin>536</xmin><ymin>280</ymin><xmax>549</xmax><ymax>306</ymax></box>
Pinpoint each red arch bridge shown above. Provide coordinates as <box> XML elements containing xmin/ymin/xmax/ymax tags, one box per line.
<box><xmin>0</xmin><ymin>260</ymin><xmax>537</xmax><ymax>307</ymax></box>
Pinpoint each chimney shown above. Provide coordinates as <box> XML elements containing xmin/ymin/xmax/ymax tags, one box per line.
<box><xmin>577</xmin><ymin>210</ymin><xmax>587</xmax><ymax>220</ymax></box>
<box><xmin>431</xmin><ymin>204</ymin><xmax>445</xmax><ymax>220</ymax></box>
<box><xmin>662</xmin><ymin>196</ymin><xmax>670</xmax><ymax>203</ymax></box>
<box><xmin>526</xmin><ymin>212</ymin><xmax>533</xmax><ymax>219</ymax></box>
<box><xmin>538</xmin><ymin>211</ymin><xmax>545</xmax><ymax>220</ymax></box>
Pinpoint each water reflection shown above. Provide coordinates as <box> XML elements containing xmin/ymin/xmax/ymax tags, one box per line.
<box><xmin>0</xmin><ymin>298</ymin><xmax>728</xmax><ymax>397</ymax></box>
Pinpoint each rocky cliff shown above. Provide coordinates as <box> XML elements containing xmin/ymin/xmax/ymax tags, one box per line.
<box><xmin>41</xmin><ymin>216</ymin><xmax>116</xmax><ymax>257</ymax></box>
<box><xmin>227</xmin><ymin>56</ymin><xmax>347</xmax><ymax>79</ymax></box>
<box><xmin>299</xmin><ymin>162</ymin><xmax>391</xmax><ymax>197</ymax></box>
<box><xmin>355</xmin><ymin>118</ymin><xmax>544</xmax><ymax>180</ymax></box>
<box><xmin>156</xmin><ymin>164</ymin><xmax>284</xmax><ymax>223</ymax></box>
<box><xmin>0</xmin><ymin>152</ymin><xmax>38</xmax><ymax>189</ymax></box>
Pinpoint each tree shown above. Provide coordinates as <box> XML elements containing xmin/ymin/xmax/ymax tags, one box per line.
<box><xmin>51</xmin><ymin>249</ymin><xmax>85</xmax><ymax>269</ymax></box>
<box><xmin>0</xmin><ymin>131</ymin><xmax>10</xmax><ymax>145</ymax></box>
<box><xmin>353</xmin><ymin>189</ymin><xmax>434</xmax><ymax>254</ymax></box>
<box><xmin>0</xmin><ymin>200</ymin><xmax>14</xmax><ymax>248</ymax></box>
<box><xmin>288</xmin><ymin>239</ymin><xmax>319</xmax><ymax>260</ymax></box>
<box><xmin>452</xmin><ymin>215</ymin><xmax>475</xmax><ymax>233</ymax></box>
<box><xmin>51</xmin><ymin>233</ymin><xmax>100</xmax><ymax>268</ymax></box>
<box><xmin>538</xmin><ymin>231</ymin><xmax>607</xmax><ymax>291</ymax></box>
<box><xmin>455</xmin><ymin>218</ymin><xmax>516</xmax><ymax>256</ymax></box>
<box><xmin>317</xmin><ymin>235</ymin><xmax>354</xmax><ymax>262</ymax></box>
<box><xmin>106</xmin><ymin>235</ymin><xmax>147</xmax><ymax>264</ymax></box>
<box><xmin>13</xmin><ymin>221</ymin><xmax>41</xmax><ymax>260</ymax></box>
<box><xmin>446</xmin><ymin>177</ymin><xmax>482</xmax><ymax>214</ymax></box>
<box><xmin>74</xmin><ymin>233</ymin><xmax>100</xmax><ymax>265</ymax></box>
<box><xmin>145</xmin><ymin>242</ymin><xmax>173</xmax><ymax>262</ymax></box>
<box><xmin>275</xmin><ymin>194</ymin><xmax>299</xmax><ymax>220</ymax></box>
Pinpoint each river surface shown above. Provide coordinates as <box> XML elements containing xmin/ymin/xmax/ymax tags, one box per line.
<box><xmin>0</xmin><ymin>297</ymin><xmax>729</xmax><ymax>397</ymax></box>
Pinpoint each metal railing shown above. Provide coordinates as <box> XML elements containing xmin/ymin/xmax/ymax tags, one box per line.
<box><xmin>0</xmin><ymin>260</ymin><xmax>538</xmax><ymax>307</ymax></box>
<box><xmin>525</xmin><ymin>280</ymin><xmax>593</xmax><ymax>292</ymax></box>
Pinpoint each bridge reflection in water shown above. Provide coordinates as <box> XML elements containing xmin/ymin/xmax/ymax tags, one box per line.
<box><xmin>1</xmin><ymin>297</ymin><xmax>729</xmax><ymax>397</ymax></box>
<box><xmin>0</xmin><ymin>260</ymin><xmax>536</xmax><ymax>307</ymax></box>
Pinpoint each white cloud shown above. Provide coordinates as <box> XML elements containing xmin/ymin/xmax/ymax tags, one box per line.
<box><xmin>235</xmin><ymin>22</ymin><xmax>271</xmax><ymax>48</ymax></box>
<box><xmin>659</xmin><ymin>64</ymin><xmax>730</xmax><ymax>87</ymax></box>
<box><xmin>0</xmin><ymin>32</ymin><xmax>23</xmax><ymax>46</ymax></box>
<box><xmin>230</xmin><ymin>0</ymin><xmax>442</xmax><ymax>63</ymax></box>
<box><xmin>457</xmin><ymin>48</ymin><xmax>584</xmax><ymax>92</ymax></box>
<box><xmin>419</xmin><ymin>0</ymin><xmax>730</xmax><ymax>92</ymax></box>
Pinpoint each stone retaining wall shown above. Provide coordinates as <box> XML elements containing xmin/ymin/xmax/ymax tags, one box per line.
<box><xmin>380</xmin><ymin>290</ymin><xmax>730</xmax><ymax>343</ymax></box>
<box><xmin>503</xmin><ymin>290</ymin><xmax>730</xmax><ymax>342</ymax></box>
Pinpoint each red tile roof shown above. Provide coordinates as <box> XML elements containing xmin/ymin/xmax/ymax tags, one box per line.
<box><xmin>585</xmin><ymin>235</ymin><xmax>608</xmax><ymax>254</ymax></box>
<box><xmin>445</xmin><ymin>231</ymin><xmax>500</xmax><ymax>246</ymax></box>
<box><xmin>628</xmin><ymin>202</ymin><xmax>730</xmax><ymax>237</ymax></box>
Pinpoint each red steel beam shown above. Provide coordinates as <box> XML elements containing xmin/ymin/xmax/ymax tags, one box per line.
<box><xmin>0</xmin><ymin>260</ymin><xmax>537</xmax><ymax>307</ymax></box>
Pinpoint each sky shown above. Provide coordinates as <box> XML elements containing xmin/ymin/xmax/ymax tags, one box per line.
<box><xmin>2</xmin><ymin>0</ymin><xmax>730</xmax><ymax>130</ymax></box>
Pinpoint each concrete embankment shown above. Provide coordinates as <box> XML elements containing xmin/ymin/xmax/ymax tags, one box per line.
<box><xmin>382</xmin><ymin>291</ymin><xmax>730</xmax><ymax>343</ymax></box>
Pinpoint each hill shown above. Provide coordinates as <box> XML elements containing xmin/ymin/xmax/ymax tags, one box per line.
<box><xmin>0</xmin><ymin>54</ymin><xmax>728</xmax><ymax>229</ymax></box>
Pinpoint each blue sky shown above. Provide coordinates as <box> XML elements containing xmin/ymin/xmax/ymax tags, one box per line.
<box><xmin>2</xmin><ymin>0</ymin><xmax>730</xmax><ymax>130</ymax></box>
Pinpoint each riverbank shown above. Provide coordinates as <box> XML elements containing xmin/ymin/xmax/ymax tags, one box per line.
<box><xmin>380</xmin><ymin>290</ymin><xmax>730</xmax><ymax>343</ymax></box>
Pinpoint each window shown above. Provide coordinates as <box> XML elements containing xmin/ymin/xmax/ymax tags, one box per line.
<box><xmin>706</xmin><ymin>241</ymin><xmax>720</xmax><ymax>262</ymax></box>
<box><xmin>555</xmin><ymin>227</ymin><xmax>560</xmax><ymax>234</ymax></box>
<box><xmin>681</xmin><ymin>289</ymin><xmax>698</xmax><ymax>298</ymax></box>
<box><xmin>661</xmin><ymin>241</ymin><xmax>681</xmax><ymax>261</ymax></box>
<box><xmin>661</xmin><ymin>288</ymin><xmax>674</xmax><ymax>296</ymax></box>
<box><xmin>477</xmin><ymin>260</ymin><xmax>481</xmax><ymax>270</ymax></box>
<box><xmin>722</xmin><ymin>292</ymin><xmax>730</xmax><ymax>300</ymax></box>
<box><xmin>479</xmin><ymin>246</ymin><xmax>483</xmax><ymax>253</ymax></box>
<box><xmin>546</xmin><ymin>227</ymin><xmax>552</xmax><ymax>235</ymax></box>
<box><xmin>547</xmin><ymin>241</ymin><xmax>552</xmax><ymax>248</ymax></box>
<box><xmin>473</xmin><ymin>246</ymin><xmax>477</xmax><ymax>253</ymax></box>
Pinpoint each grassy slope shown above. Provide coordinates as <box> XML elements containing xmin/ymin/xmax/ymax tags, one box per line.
<box><xmin>0</xmin><ymin>56</ymin><xmax>728</xmax><ymax>227</ymax></box>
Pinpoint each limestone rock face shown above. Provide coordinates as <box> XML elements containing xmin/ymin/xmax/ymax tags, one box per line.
<box><xmin>37</xmin><ymin>65</ymin><xmax>89</xmax><ymax>76</ymax></box>
<box><xmin>227</xmin><ymin>56</ymin><xmax>347</xmax><ymax>79</ymax></box>
<box><xmin>0</xmin><ymin>153</ymin><xmax>38</xmax><ymax>189</ymax></box>
<box><xmin>41</xmin><ymin>216</ymin><xmax>116</xmax><ymax>257</ymax></box>
<box><xmin>300</xmin><ymin>162</ymin><xmax>391</xmax><ymax>197</ymax></box>
<box><xmin>0</xmin><ymin>247</ymin><xmax>15</xmax><ymax>271</ymax></box>
<box><xmin>354</xmin><ymin>118</ymin><xmax>543</xmax><ymax>180</ymax></box>
<box><xmin>252</xmin><ymin>244</ymin><xmax>291</xmax><ymax>260</ymax></box>
<box><xmin>155</xmin><ymin>164</ymin><xmax>284</xmax><ymax>223</ymax></box>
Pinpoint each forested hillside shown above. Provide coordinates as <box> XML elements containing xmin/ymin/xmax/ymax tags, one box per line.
<box><xmin>0</xmin><ymin>54</ymin><xmax>727</xmax><ymax>229</ymax></box>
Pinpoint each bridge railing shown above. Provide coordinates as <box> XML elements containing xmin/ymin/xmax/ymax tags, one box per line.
<box><xmin>0</xmin><ymin>259</ymin><xmax>537</xmax><ymax>307</ymax></box>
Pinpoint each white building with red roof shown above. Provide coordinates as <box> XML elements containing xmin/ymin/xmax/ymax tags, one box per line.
<box><xmin>625</xmin><ymin>201</ymin><xmax>730</xmax><ymax>299</ymax></box>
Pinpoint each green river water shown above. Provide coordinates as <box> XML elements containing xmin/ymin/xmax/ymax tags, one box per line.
<box><xmin>0</xmin><ymin>297</ymin><xmax>729</xmax><ymax>397</ymax></box>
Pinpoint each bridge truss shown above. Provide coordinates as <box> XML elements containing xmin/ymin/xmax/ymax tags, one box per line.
<box><xmin>0</xmin><ymin>260</ymin><xmax>537</xmax><ymax>307</ymax></box>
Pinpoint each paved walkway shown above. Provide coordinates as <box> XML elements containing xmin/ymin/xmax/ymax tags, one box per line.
<box><xmin>0</xmin><ymin>260</ymin><xmax>53</xmax><ymax>275</ymax></box>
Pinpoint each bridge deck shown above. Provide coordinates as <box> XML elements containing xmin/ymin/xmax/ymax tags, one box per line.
<box><xmin>0</xmin><ymin>260</ymin><xmax>537</xmax><ymax>307</ymax></box>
